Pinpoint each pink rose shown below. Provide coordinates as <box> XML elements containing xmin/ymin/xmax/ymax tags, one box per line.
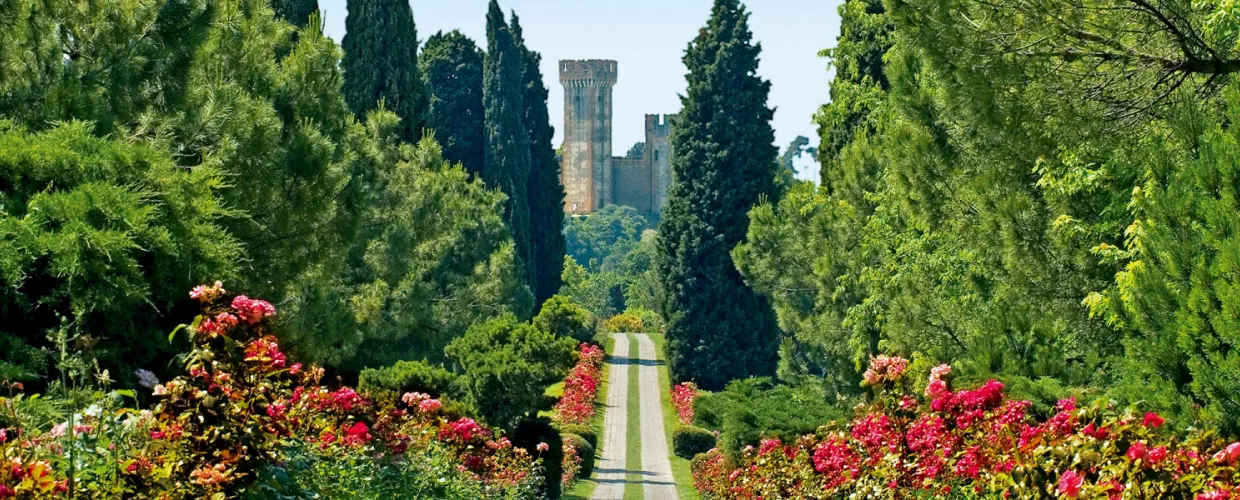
<box><xmin>1057</xmin><ymin>470</ymin><xmax>1083</xmax><ymax>498</ymax></box>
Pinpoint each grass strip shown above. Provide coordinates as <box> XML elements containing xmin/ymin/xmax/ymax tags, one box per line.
<box><xmin>623</xmin><ymin>333</ymin><xmax>643</xmax><ymax>500</ymax></box>
<box><xmin>649</xmin><ymin>333</ymin><xmax>701</xmax><ymax>500</ymax></box>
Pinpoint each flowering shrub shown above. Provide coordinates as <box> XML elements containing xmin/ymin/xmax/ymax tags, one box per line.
<box><xmin>602</xmin><ymin>313</ymin><xmax>644</xmax><ymax>333</ymax></box>
<box><xmin>0</xmin><ymin>283</ymin><xmax>541</xmax><ymax>498</ymax></box>
<box><xmin>671</xmin><ymin>382</ymin><xmax>698</xmax><ymax>425</ymax></box>
<box><xmin>553</xmin><ymin>343</ymin><xmax>604</xmax><ymax>426</ymax></box>
<box><xmin>692</xmin><ymin>355</ymin><xmax>1240</xmax><ymax>499</ymax></box>
<box><xmin>561</xmin><ymin>437</ymin><xmax>583</xmax><ymax>486</ymax></box>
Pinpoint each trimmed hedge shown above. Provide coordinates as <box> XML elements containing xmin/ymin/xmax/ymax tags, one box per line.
<box><xmin>512</xmin><ymin>417</ymin><xmax>563</xmax><ymax>499</ymax></box>
<box><xmin>358</xmin><ymin>360</ymin><xmax>461</xmax><ymax>401</ymax></box>
<box><xmin>673</xmin><ymin>425</ymin><xmax>716</xmax><ymax>459</ymax></box>
<box><xmin>562</xmin><ymin>433</ymin><xmax>595</xmax><ymax>479</ymax></box>
<box><xmin>558</xmin><ymin>423</ymin><xmax>597</xmax><ymax>449</ymax></box>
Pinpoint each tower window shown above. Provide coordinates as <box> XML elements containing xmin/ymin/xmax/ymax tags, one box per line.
<box><xmin>576</xmin><ymin>93</ymin><xmax>584</xmax><ymax>120</ymax></box>
<box><xmin>654</xmin><ymin>150</ymin><xmax>659</xmax><ymax>161</ymax></box>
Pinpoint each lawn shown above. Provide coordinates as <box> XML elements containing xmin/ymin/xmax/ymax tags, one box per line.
<box><xmin>562</xmin><ymin>333</ymin><xmax>616</xmax><ymax>500</ymax></box>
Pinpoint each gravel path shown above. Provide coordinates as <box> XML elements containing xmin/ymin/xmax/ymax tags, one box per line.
<box><xmin>592</xmin><ymin>333</ymin><xmax>630</xmax><ymax>500</ymax></box>
<box><xmin>636</xmin><ymin>333</ymin><xmax>679</xmax><ymax>500</ymax></box>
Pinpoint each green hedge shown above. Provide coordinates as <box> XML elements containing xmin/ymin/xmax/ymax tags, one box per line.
<box><xmin>557</xmin><ymin>423</ymin><xmax>597</xmax><ymax>449</ymax></box>
<box><xmin>673</xmin><ymin>425</ymin><xmax>716</xmax><ymax>459</ymax></box>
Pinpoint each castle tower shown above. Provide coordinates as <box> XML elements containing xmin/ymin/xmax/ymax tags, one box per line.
<box><xmin>645</xmin><ymin>114</ymin><xmax>675</xmax><ymax>214</ymax></box>
<box><xmin>560</xmin><ymin>60</ymin><xmax>617</xmax><ymax>214</ymax></box>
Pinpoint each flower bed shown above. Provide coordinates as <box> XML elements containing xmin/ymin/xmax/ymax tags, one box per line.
<box><xmin>553</xmin><ymin>343</ymin><xmax>604</xmax><ymax>426</ymax></box>
<box><xmin>671</xmin><ymin>382</ymin><xmax>698</xmax><ymax>425</ymax></box>
<box><xmin>0</xmin><ymin>283</ymin><xmax>541</xmax><ymax>498</ymax></box>
<box><xmin>692</xmin><ymin>356</ymin><xmax>1240</xmax><ymax>499</ymax></box>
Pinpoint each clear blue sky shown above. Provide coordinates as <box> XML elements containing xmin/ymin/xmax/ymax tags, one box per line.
<box><xmin>317</xmin><ymin>0</ymin><xmax>842</xmax><ymax>181</ymax></box>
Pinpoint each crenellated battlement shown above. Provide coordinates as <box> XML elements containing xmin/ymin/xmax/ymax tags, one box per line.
<box><xmin>560</xmin><ymin>60</ymin><xmax>618</xmax><ymax>87</ymax></box>
<box><xmin>645</xmin><ymin>114</ymin><xmax>676</xmax><ymax>137</ymax></box>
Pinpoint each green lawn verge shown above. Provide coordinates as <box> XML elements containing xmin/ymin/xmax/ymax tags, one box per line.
<box><xmin>624</xmin><ymin>333</ymin><xmax>643</xmax><ymax>500</ymax></box>
<box><xmin>648</xmin><ymin>333</ymin><xmax>701</xmax><ymax>500</ymax></box>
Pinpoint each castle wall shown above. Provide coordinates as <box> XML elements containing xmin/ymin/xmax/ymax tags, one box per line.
<box><xmin>612</xmin><ymin>157</ymin><xmax>653</xmax><ymax>214</ymax></box>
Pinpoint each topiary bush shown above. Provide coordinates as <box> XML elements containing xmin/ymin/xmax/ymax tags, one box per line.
<box><xmin>357</xmin><ymin>360</ymin><xmax>462</xmax><ymax>402</ymax></box>
<box><xmin>694</xmin><ymin>377</ymin><xmax>843</xmax><ymax>459</ymax></box>
<box><xmin>511</xmin><ymin>416</ymin><xmax>564</xmax><ymax>499</ymax></box>
<box><xmin>673</xmin><ymin>425</ymin><xmax>717</xmax><ymax>459</ymax></box>
<box><xmin>601</xmin><ymin>312</ymin><xmax>643</xmax><ymax>333</ymax></box>
<box><xmin>561</xmin><ymin>433</ymin><xmax>595</xmax><ymax>479</ymax></box>
<box><xmin>534</xmin><ymin>295</ymin><xmax>597</xmax><ymax>343</ymax></box>
<box><xmin>557</xmin><ymin>424</ymin><xmax>597</xmax><ymax>449</ymax></box>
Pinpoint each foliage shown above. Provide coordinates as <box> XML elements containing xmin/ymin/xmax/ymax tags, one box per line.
<box><xmin>270</xmin><ymin>0</ymin><xmax>318</xmax><ymax>27</ymax></box>
<box><xmin>445</xmin><ymin>315</ymin><xmax>576</xmax><ymax>429</ymax></box>
<box><xmin>421</xmin><ymin>30</ymin><xmax>485</xmax><ymax>177</ymax></box>
<box><xmin>483</xmin><ymin>0</ymin><xmax>535</xmax><ymax>308</ymax></box>
<box><xmin>341</xmin><ymin>0</ymin><xmax>428</xmax><ymax>143</ymax></box>
<box><xmin>533</xmin><ymin>296</ymin><xmax>597</xmax><ymax>344</ymax></box>
<box><xmin>814</xmin><ymin>0</ymin><xmax>890</xmax><ymax>178</ymax></box>
<box><xmin>510</xmin><ymin>416</ymin><xmax>563</xmax><ymax>499</ymax></box>
<box><xmin>673</xmin><ymin>426</ymin><xmax>716</xmax><ymax>460</ymax></box>
<box><xmin>559</xmin><ymin>257</ymin><xmax>628</xmax><ymax>319</ymax></box>
<box><xmin>288</xmin><ymin>132</ymin><xmax>531</xmax><ymax>371</ymax></box>
<box><xmin>357</xmin><ymin>360</ymin><xmax>463</xmax><ymax>403</ymax></box>
<box><xmin>552</xmin><ymin>344</ymin><xmax>604</xmax><ymax>426</ymax></box>
<box><xmin>601</xmin><ymin>313</ymin><xmax>644</xmax><ymax>334</ymax></box>
<box><xmin>656</xmin><ymin>0</ymin><xmax>781</xmax><ymax>391</ymax></box>
<box><xmin>0</xmin><ymin>122</ymin><xmax>240</xmax><ymax>386</ymax></box>
<box><xmin>671</xmin><ymin>382</ymin><xmax>698</xmax><ymax>425</ymax></box>
<box><xmin>0</xmin><ymin>284</ymin><xmax>541</xmax><ymax>498</ymax></box>
<box><xmin>557</xmin><ymin>424</ymin><xmax>597</xmax><ymax>449</ymax></box>
<box><xmin>692</xmin><ymin>356</ymin><xmax>1240</xmax><ymax>499</ymax></box>
<box><xmin>564</xmin><ymin>205</ymin><xmax>649</xmax><ymax>271</ymax></box>
<box><xmin>693</xmin><ymin>378</ymin><xmax>843</xmax><ymax>459</ymax></box>
<box><xmin>512</xmin><ymin>14</ymin><xmax>567</xmax><ymax>310</ymax></box>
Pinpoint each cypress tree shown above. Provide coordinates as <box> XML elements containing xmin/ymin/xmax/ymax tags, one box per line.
<box><xmin>511</xmin><ymin>13</ymin><xmax>566</xmax><ymax>310</ymax></box>
<box><xmin>271</xmin><ymin>0</ymin><xmax>318</xmax><ymax>27</ymax></box>
<box><xmin>483</xmin><ymin>0</ymin><xmax>535</xmax><ymax>309</ymax></box>
<box><xmin>656</xmin><ymin>0</ymin><xmax>780</xmax><ymax>390</ymax></box>
<box><xmin>421</xmin><ymin>30</ymin><xmax>486</xmax><ymax>177</ymax></box>
<box><xmin>341</xmin><ymin>0</ymin><xmax>428</xmax><ymax>142</ymax></box>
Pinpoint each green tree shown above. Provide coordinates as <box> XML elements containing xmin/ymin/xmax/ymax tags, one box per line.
<box><xmin>420</xmin><ymin>30</ymin><xmax>485</xmax><ymax>177</ymax></box>
<box><xmin>482</xmin><ymin>0</ymin><xmax>534</xmax><ymax>310</ymax></box>
<box><xmin>445</xmin><ymin>314</ymin><xmax>576</xmax><ymax>429</ymax></box>
<box><xmin>564</xmin><ymin>204</ymin><xmax>648</xmax><ymax>270</ymax></box>
<box><xmin>0</xmin><ymin>121</ymin><xmax>240</xmax><ymax>386</ymax></box>
<box><xmin>341</xmin><ymin>0</ymin><xmax>429</xmax><ymax>142</ymax></box>
<box><xmin>533</xmin><ymin>295</ymin><xmax>596</xmax><ymax>343</ymax></box>
<box><xmin>656</xmin><ymin>0</ymin><xmax>781</xmax><ymax>390</ymax></box>
<box><xmin>814</xmin><ymin>0</ymin><xmax>890</xmax><ymax>182</ymax></box>
<box><xmin>512</xmin><ymin>13</ymin><xmax>566</xmax><ymax>311</ymax></box>
<box><xmin>271</xmin><ymin>0</ymin><xmax>318</xmax><ymax>27</ymax></box>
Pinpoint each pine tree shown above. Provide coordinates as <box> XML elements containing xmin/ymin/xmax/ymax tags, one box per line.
<box><xmin>342</xmin><ymin>0</ymin><xmax>428</xmax><ymax>142</ymax></box>
<box><xmin>421</xmin><ymin>30</ymin><xmax>486</xmax><ymax>177</ymax></box>
<box><xmin>511</xmin><ymin>13</ymin><xmax>566</xmax><ymax>310</ymax></box>
<box><xmin>271</xmin><ymin>0</ymin><xmax>318</xmax><ymax>27</ymax></box>
<box><xmin>656</xmin><ymin>0</ymin><xmax>781</xmax><ymax>390</ymax></box>
<box><xmin>483</xmin><ymin>0</ymin><xmax>534</xmax><ymax>311</ymax></box>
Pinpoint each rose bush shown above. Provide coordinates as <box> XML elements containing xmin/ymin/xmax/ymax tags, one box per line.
<box><xmin>671</xmin><ymin>382</ymin><xmax>698</xmax><ymax>425</ymax></box>
<box><xmin>693</xmin><ymin>356</ymin><xmax>1240</xmax><ymax>499</ymax></box>
<box><xmin>553</xmin><ymin>343</ymin><xmax>604</xmax><ymax>426</ymax></box>
<box><xmin>0</xmin><ymin>283</ymin><xmax>542</xmax><ymax>499</ymax></box>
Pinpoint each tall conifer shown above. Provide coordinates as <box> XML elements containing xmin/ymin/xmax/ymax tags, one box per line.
<box><xmin>483</xmin><ymin>0</ymin><xmax>535</xmax><ymax>308</ymax></box>
<box><xmin>656</xmin><ymin>0</ymin><xmax>780</xmax><ymax>390</ymax></box>
<box><xmin>342</xmin><ymin>0</ymin><xmax>428</xmax><ymax>142</ymax></box>
<box><xmin>421</xmin><ymin>30</ymin><xmax>486</xmax><ymax>177</ymax></box>
<box><xmin>511</xmin><ymin>14</ymin><xmax>566</xmax><ymax>310</ymax></box>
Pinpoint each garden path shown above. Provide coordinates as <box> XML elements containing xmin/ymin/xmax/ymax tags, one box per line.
<box><xmin>592</xmin><ymin>333</ymin><xmax>630</xmax><ymax>500</ymax></box>
<box><xmin>636</xmin><ymin>333</ymin><xmax>679</xmax><ymax>499</ymax></box>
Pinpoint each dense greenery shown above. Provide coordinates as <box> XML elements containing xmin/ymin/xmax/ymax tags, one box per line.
<box><xmin>483</xmin><ymin>0</ymin><xmax>535</xmax><ymax>308</ymax></box>
<box><xmin>656</xmin><ymin>0</ymin><xmax>781</xmax><ymax>390</ymax></box>
<box><xmin>734</xmin><ymin>0</ymin><xmax>1240</xmax><ymax>436</ymax></box>
<box><xmin>692</xmin><ymin>378</ymin><xmax>842</xmax><ymax>459</ymax></box>
<box><xmin>421</xmin><ymin>30</ymin><xmax>486</xmax><ymax>177</ymax></box>
<box><xmin>341</xmin><ymin>0</ymin><xmax>428</xmax><ymax>142</ymax></box>
<box><xmin>270</xmin><ymin>0</ymin><xmax>317</xmax><ymax>27</ymax></box>
<box><xmin>513</xmin><ymin>15</ymin><xmax>568</xmax><ymax>310</ymax></box>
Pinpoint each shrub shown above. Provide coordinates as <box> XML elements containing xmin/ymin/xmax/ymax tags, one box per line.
<box><xmin>602</xmin><ymin>312</ymin><xmax>643</xmax><ymax>333</ymax></box>
<box><xmin>674</xmin><ymin>426</ymin><xmax>717</xmax><ymax>459</ymax></box>
<box><xmin>557</xmin><ymin>424</ymin><xmax>597</xmax><ymax>449</ymax></box>
<box><xmin>692</xmin><ymin>357</ymin><xmax>1240</xmax><ymax>499</ymax></box>
<box><xmin>552</xmin><ymin>344</ymin><xmax>605</xmax><ymax>426</ymax></box>
<box><xmin>357</xmin><ymin>360</ymin><xmax>462</xmax><ymax>401</ymax></box>
<box><xmin>534</xmin><ymin>295</ymin><xmax>596</xmax><ymax>343</ymax></box>
<box><xmin>693</xmin><ymin>378</ymin><xmax>843</xmax><ymax>458</ymax></box>
<box><xmin>561</xmin><ymin>433</ymin><xmax>595</xmax><ymax>480</ymax></box>
<box><xmin>626</xmin><ymin>307</ymin><xmax>664</xmax><ymax>334</ymax></box>
<box><xmin>511</xmin><ymin>417</ymin><xmax>563</xmax><ymax>499</ymax></box>
<box><xmin>446</xmin><ymin>315</ymin><xmax>577</xmax><ymax>428</ymax></box>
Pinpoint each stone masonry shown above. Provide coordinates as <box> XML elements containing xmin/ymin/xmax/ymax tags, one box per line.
<box><xmin>559</xmin><ymin>60</ymin><xmax>675</xmax><ymax>220</ymax></box>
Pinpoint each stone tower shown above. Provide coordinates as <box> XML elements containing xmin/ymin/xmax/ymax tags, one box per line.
<box><xmin>559</xmin><ymin>60</ymin><xmax>617</xmax><ymax>214</ymax></box>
